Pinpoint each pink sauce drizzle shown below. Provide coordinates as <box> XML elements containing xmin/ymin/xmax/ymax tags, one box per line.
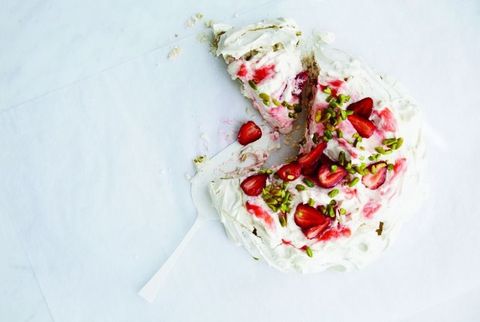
<box><xmin>362</xmin><ymin>200</ymin><xmax>382</xmax><ymax>219</ymax></box>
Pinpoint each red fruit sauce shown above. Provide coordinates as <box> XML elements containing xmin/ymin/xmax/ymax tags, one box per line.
<box><xmin>237</xmin><ymin>64</ymin><xmax>247</xmax><ymax>77</ymax></box>
<box><xmin>246</xmin><ymin>202</ymin><xmax>275</xmax><ymax>230</ymax></box>
<box><xmin>253</xmin><ymin>65</ymin><xmax>275</xmax><ymax>84</ymax></box>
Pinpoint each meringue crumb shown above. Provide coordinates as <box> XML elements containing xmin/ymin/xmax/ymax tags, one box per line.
<box><xmin>167</xmin><ymin>47</ymin><xmax>182</xmax><ymax>60</ymax></box>
<box><xmin>204</xmin><ymin>20</ymin><xmax>214</xmax><ymax>28</ymax></box>
<box><xmin>186</xmin><ymin>12</ymin><xmax>204</xmax><ymax>27</ymax></box>
<box><xmin>197</xmin><ymin>32</ymin><xmax>211</xmax><ymax>43</ymax></box>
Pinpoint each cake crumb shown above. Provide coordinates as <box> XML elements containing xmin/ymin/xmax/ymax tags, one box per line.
<box><xmin>167</xmin><ymin>47</ymin><xmax>182</xmax><ymax>60</ymax></box>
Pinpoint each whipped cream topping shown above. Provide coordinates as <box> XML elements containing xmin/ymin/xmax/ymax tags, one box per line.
<box><xmin>208</xmin><ymin>25</ymin><xmax>425</xmax><ymax>273</ymax></box>
<box><xmin>213</xmin><ymin>18</ymin><xmax>305</xmax><ymax>134</ymax></box>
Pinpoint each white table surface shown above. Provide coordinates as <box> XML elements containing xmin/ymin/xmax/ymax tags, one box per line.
<box><xmin>1</xmin><ymin>0</ymin><xmax>480</xmax><ymax>321</ymax></box>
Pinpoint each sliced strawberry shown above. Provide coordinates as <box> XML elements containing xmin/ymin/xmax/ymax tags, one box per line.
<box><xmin>347</xmin><ymin>114</ymin><xmax>376</xmax><ymax>138</ymax></box>
<box><xmin>237</xmin><ymin>121</ymin><xmax>262</xmax><ymax>145</ymax></box>
<box><xmin>277</xmin><ymin>162</ymin><xmax>302</xmax><ymax>181</ymax></box>
<box><xmin>317</xmin><ymin>163</ymin><xmax>347</xmax><ymax>188</ymax></box>
<box><xmin>347</xmin><ymin>97</ymin><xmax>373</xmax><ymax>118</ymax></box>
<box><xmin>297</xmin><ymin>141</ymin><xmax>327</xmax><ymax>169</ymax></box>
<box><xmin>294</xmin><ymin>204</ymin><xmax>330</xmax><ymax>230</ymax></box>
<box><xmin>362</xmin><ymin>162</ymin><xmax>387</xmax><ymax>190</ymax></box>
<box><xmin>240</xmin><ymin>174</ymin><xmax>268</xmax><ymax>196</ymax></box>
<box><xmin>304</xmin><ymin>223</ymin><xmax>330</xmax><ymax>239</ymax></box>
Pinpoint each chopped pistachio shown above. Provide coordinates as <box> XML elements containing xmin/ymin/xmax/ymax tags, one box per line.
<box><xmin>315</xmin><ymin>110</ymin><xmax>322</xmax><ymax>123</ymax></box>
<box><xmin>338</xmin><ymin>151</ymin><xmax>346</xmax><ymax>165</ymax></box>
<box><xmin>303</xmin><ymin>178</ymin><xmax>315</xmax><ymax>187</ymax></box>
<box><xmin>248</xmin><ymin>80</ymin><xmax>257</xmax><ymax>90</ymax></box>
<box><xmin>295</xmin><ymin>184</ymin><xmax>306</xmax><ymax>191</ymax></box>
<box><xmin>328</xmin><ymin>205</ymin><xmax>335</xmax><ymax>217</ymax></box>
<box><xmin>308</xmin><ymin>198</ymin><xmax>315</xmax><ymax>207</ymax></box>
<box><xmin>324</xmin><ymin>130</ymin><xmax>333</xmax><ymax>140</ymax></box>
<box><xmin>336</xmin><ymin>129</ymin><xmax>344</xmax><ymax>138</ymax></box>
<box><xmin>259</xmin><ymin>92</ymin><xmax>270</xmax><ymax>106</ymax></box>
<box><xmin>338</xmin><ymin>94</ymin><xmax>351</xmax><ymax>104</ymax></box>
<box><xmin>272</xmin><ymin>98</ymin><xmax>282</xmax><ymax>106</ymax></box>
<box><xmin>305</xmin><ymin>246</ymin><xmax>313</xmax><ymax>257</ymax></box>
<box><xmin>395</xmin><ymin>137</ymin><xmax>404</xmax><ymax>149</ymax></box>
<box><xmin>328</xmin><ymin>189</ymin><xmax>339</xmax><ymax>198</ymax></box>
<box><xmin>330</xmin><ymin>164</ymin><xmax>338</xmax><ymax>172</ymax></box>
<box><xmin>383</xmin><ymin>138</ymin><xmax>397</xmax><ymax>146</ymax></box>
<box><xmin>279</xmin><ymin>213</ymin><xmax>287</xmax><ymax>227</ymax></box>
<box><xmin>348</xmin><ymin>177</ymin><xmax>359</xmax><ymax>187</ymax></box>
<box><xmin>262</xmin><ymin>182</ymin><xmax>293</xmax><ymax>213</ymax></box>
<box><xmin>322</xmin><ymin>87</ymin><xmax>332</xmax><ymax>95</ymax></box>
<box><xmin>339</xmin><ymin>208</ymin><xmax>347</xmax><ymax>215</ymax></box>
<box><xmin>387</xmin><ymin>163</ymin><xmax>394</xmax><ymax>171</ymax></box>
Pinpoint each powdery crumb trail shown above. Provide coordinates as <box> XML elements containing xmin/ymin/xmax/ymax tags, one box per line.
<box><xmin>200</xmin><ymin>132</ymin><xmax>210</xmax><ymax>152</ymax></box>
<box><xmin>167</xmin><ymin>47</ymin><xmax>182</xmax><ymax>60</ymax></box>
<box><xmin>185</xmin><ymin>12</ymin><xmax>204</xmax><ymax>28</ymax></box>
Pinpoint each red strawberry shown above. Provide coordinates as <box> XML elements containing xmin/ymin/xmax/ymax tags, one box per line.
<box><xmin>347</xmin><ymin>114</ymin><xmax>376</xmax><ymax>138</ymax></box>
<box><xmin>303</xmin><ymin>223</ymin><xmax>330</xmax><ymax>239</ymax></box>
<box><xmin>294</xmin><ymin>204</ymin><xmax>330</xmax><ymax>230</ymax></box>
<box><xmin>237</xmin><ymin>121</ymin><xmax>262</xmax><ymax>145</ymax></box>
<box><xmin>240</xmin><ymin>174</ymin><xmax>268</xmax><ymax>196</ymax></box>
<box><xmin>317</xmin><ymin>163</ymin><xmax>347</xmax><ymax>188</ymax></box>
<box><xmin>297</xmin><ymin>141</ymin><xmax>327</xmax><ymax>170</ymax></box>
<box><xmin>362</xmin><ymin>162</ymin><xmax>387</xmax><ymax>190</ymax></box>
<box><xmin>277</xmin><ymin>162</ymin><xmax>302</xmax><ymax>181</ymax></box>
<box><xmin>347</xmin><ymin>97</ymin><xmax>373</xmax><ymax>118</ymax></box>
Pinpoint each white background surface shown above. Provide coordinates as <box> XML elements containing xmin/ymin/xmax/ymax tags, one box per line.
<box><xmin>1</xmin><ymin>0</ymin><xmax>480</xmax><ymax>321</ymax></box>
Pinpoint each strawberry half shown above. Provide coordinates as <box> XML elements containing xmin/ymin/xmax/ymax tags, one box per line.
<box><xmin>317</xmin><ymin>163</ymin><xmax>347</xmax><ymax>188</ymax></box>
<box><xmin>295</xmin><ymin>204</ymin><xmax>331</xmax><ymax>239</ymax></box>
<box><xmin>297</xmin><ymin>141</ymin><xmax>327</xmax><ymax>170</ymax></box>
<box><xmin>362</xmin><ymin>162</ymin><xmax>387</xmax><ymax>190</ymax></box>
<box><xmin>240</xmin><ymin>174</ymin><xmax>268</xmax><ymax>196</ymax></box>
<box><xmin>277</xmin><ymin>162</ymin><xmax>302</xmax><ymax>181</ymax></box>
<box><xmin>347</xmin><ymin>114</ymin><xmax>376</xmax><ymax>138</ymax></box>
<box><xmin>294</xmin><ymin>204</ymin><xmax>330</xmax><ymax>230</ymax></box>
<box><xmin>347</xmin><ymin>97</ymin><xmax>373</xmax><ymax>118</ymax></box>
<box><xmin>237</xmin><ymin>121</ymin><xmax>262</xmax><ymax>145</ymax></box>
